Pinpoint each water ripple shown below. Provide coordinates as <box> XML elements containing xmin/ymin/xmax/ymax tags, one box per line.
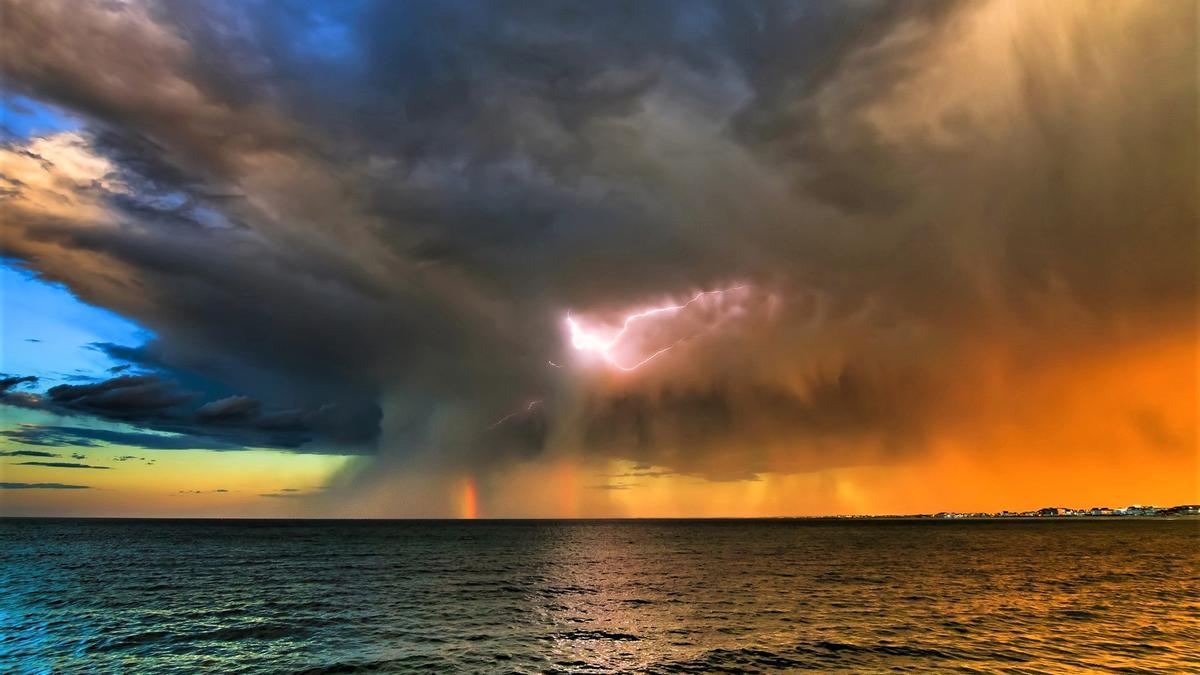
<box><xmin>1</xmin><ymin>519</ymin><xmax>1196</xmax><ymax>673</ymax></box>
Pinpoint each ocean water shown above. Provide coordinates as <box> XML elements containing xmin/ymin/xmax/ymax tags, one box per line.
<box><xmin>1</xmin><ymin>519</ymin><xmax>1196</xmax><ymax>673</ymax></box>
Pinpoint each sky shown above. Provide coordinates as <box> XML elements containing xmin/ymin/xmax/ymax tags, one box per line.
<box><xmin>0</xmin><ymin>0</ymin><xmax>1196</xmax><ymax>518</ymax></box>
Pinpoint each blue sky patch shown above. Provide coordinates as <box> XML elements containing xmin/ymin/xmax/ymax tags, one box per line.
<box><xmin>1</xmin><ymin>262</ymin><xmax>150</xmax><ymax>387</ymax></box>
<box><xmin>0</xmin><ymin>92</ymin><xmax>78</xmax><ymax>140</ymax></box>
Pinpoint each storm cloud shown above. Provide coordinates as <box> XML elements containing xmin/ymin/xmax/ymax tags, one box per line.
<box><xmin>0</xmin><ymin>374</ymin><xmax>349</xmax><ymax>451</ymax></box>
<box><xmin>0</xmin><ymin>0</ymin><xmax>1194</xmax><ymax>491</ymax></box>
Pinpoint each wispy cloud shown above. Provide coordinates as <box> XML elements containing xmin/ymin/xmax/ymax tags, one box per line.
<box><xmin>0</xmin><ymin>450</ymin><xmax>62</xmax><ymax>458</ymax></box>
<box><xmin>0</xmin><ymin>482</ymin><xmax>90</xmax><ymax>489</ymax></box>
<box><xmin>259</xmin><ymin>488</ymin><xmax>305</xmax><ymax>498</ymax></box>
<box><xmin>14</xmin><ymin>461</ymin><xmax>110</xmax><ymax>470</ymax></box>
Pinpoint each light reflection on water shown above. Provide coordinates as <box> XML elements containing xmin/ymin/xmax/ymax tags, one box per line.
<box><xmin>1</xmin><ymin>519</ymin><xmax>1197</xmax><ymax>672</ymax></box>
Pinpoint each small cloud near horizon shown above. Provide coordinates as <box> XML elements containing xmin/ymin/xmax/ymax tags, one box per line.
<box><xmin>0</xmin><ymin>450</ymin><xmax>62</xmax><ymax>458</ymax></box>
<box><xmin>14</xmin><ymin>461</ymin><xmax>111</xmax><ymax>469</ymax></box>
<box><xmin>0</xmin><ymin>482</ymin><xmax>90</xmax><ymax>489</ymax></box>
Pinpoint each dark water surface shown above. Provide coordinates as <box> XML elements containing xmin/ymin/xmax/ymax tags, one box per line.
<box><xmin>1</xmin><ymin>519</ymin><xmax>1197</xmax><ymax>673</ymax></box>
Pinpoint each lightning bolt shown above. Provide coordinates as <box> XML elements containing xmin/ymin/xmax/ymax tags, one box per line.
<box><xmin>565</xmin><ymin>285</ymin><xmax>748</xmax><ymax>371</ymax></box>
<box><xmin>489</xmin><ymin>286</ymin><xmax>745</xmax><ymax>431</ymax></box>
<box><xmin>488</xmin><ymin>399</ymin><xmax>543</xmax><ymax>429</ymax></box>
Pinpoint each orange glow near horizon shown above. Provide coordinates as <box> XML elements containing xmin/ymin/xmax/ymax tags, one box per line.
<box><xmin>460</xmin><ymin>476</ymin><xmax>479</xmax><ymax>519</ymax></box>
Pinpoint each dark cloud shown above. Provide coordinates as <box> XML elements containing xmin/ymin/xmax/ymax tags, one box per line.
<box><xmin>0</xmin><ymin>369</ymin><xmax>369</xmax><ymax>452</ymax></box>
<box><xmin>0</xmin><ymin>482</ymin><xmax>90</xmax><ymax>489</ymax></box>
<box><xmin>60</xmin><ymin>373</ymin><xmax>102</xmax><ymax>383</ymax></box>
<box><xmin>2</xmin><ymin>423</ymin><xmax>241</xmax><ymax>451</ymax></box>
<box><xmin>14</xmin><ymin>461</ymin><xmax>111</xmax><ymax>469</ymax></box>
<box><xmin>0</xmin><ymin>391</ymin><xmax>42</xmax><ymax>409</ymax></box>
<box><xmin>581</xmin><ymin>368</ymin><xmax>928</xmax><ymax>479</ymax></box>
<box><xmin>259</xmin><ymin>488</ymin><xmax>305</xmax><ymax>499</ymax></box>
<box><xmin>195</xmin><ymin>395</ymin><xmax>261</xmax><ymax>422</ymax></box>
<box><xmin>607</xmin><ymin>469</ymin><xmax>676</xmax><ymax>479</ymax></box>
<box><xmin>0</xmin><ymin>0</ymin><xmax>1193</xmax><ymax>491</ymax></box>
<box><xmin>47</xmin><ymin>375</ymin><xmax>194</xmax><ymax>414</ymax></box>
<box><xmin>0</xmin><ymin>372</ymin><xmax>39</xmax><ymax>403</ymax></box>
<box><xmin>1</xmin><ymin>375</ymin><xmax>38</xmax><ymax>391</ymax></box>
<box><xmin>0</xmin><ymin>449</ymin><xmax>62</xmax><ymax>457</ymax></box>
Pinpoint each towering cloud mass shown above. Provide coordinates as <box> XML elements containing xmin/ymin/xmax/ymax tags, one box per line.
<box><xmin>1</xmin><ymin>1</ymin><xmax>1195</xmax><ymax>511</ymax></box>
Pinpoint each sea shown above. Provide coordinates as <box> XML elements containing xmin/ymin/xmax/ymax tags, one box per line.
<box><xmin>1</xmin><ymin>518</ymin><xmax>1196</xmax><ymax>673</ymax></box>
